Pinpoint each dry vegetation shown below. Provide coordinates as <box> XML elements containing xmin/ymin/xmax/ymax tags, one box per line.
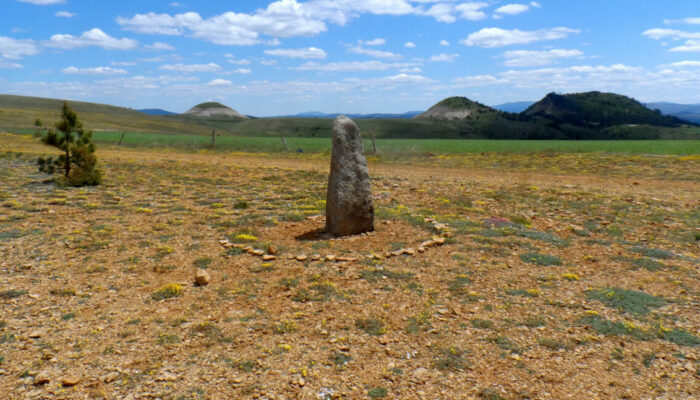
<box><xmin>1</xmin><ymin>133</ymin><xmax>698</xmax><ymax>399</ymax></box>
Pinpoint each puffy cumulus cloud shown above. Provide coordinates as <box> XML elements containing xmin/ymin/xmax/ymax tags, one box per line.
<box><xmin>233</xmin><ymin>68</ymin><xmax>252</xmax><ymax>74</ymax></box>
<box><xmin>348</xmin><ymin>45</ymin><xmax>401</xmax><ymax>60</ymax></box>
<box><xmin>440</xmin><ymin>39</ymin><xmax>450</xmax><ymax>46</ymax></box>
<box><xmin>361</xmin><ymin>38</ymin><xmax>386</xmax><ymax>46</ymax></box>
<box><xmin>0</xmin><ymin>36</ymin><xmax>39</xmax><ymax>59</ymax></box>
<box><xmin>294</xmin><ymin>60</ymin><xmax>418</xmax><ymax>71</ymax></box>
<box><xmin>503</xmin><ymin>49</ymin><xmax>583</xmax><ymax>67</ymax></box>
<box><xmin>429</xmin><ymin>53</ymin><xmax>459</xmax><ymax>62</ymax></box>
<box><xmin>670</xmin><ymin>40</ymin><xmax>700</xmax><ymax>52</ymax></box>
<box><xmin>17</xmin><ymin>0</ymin><xmax>64</xmax><ymax>4</ymax></box>
<box><xmin>54</xmin><ymin>11</ymin><xmax>75</xmax><ymax>17</ymax></box>
<box><xmin>144</xmin><ymin>42</ymin><xmax>175</xmax><ymax>51</ymax></box>
<box><xmin>61</xmin><ymin>66</ymin><xmax>127</xmax><ymax>75</ymax></box>
<box><xmin>404</xmin><ymin>41</ymin><xmax>416</xmax><ymax>48</ymax></box>
<box><xmin>207</xmin><ymin>79</ymin><xmax>232</xmax><ymax>86</ymax></box>
<box><xmin>421</xmin><ymin>2</ymin><xmax>488</xmax><ymax>23</ymax></box>
<box><xmin>494</xmin><ymin>4</ymin><xmax>530</xmax><ymax>17</ymax></box>
<box><xmin>264</xmin><ymin>47</ymin><xmax>327</xmax><ymax>59</ymax></box>
<box><xmin>116</xmin><ymin>0</ymin><xmax>499</xmax><ymax>47</ymax></box>
<box><xmin>44</xmin><ymin>28</ymin><xmax>138</xmax><ymax>50</ymax></box>
<box><xmin>462</xmin><ymin>27</ymin><xmax>579</xmax><ymax>47</ymax></box>
<box><xmin>643</xmin><ymin>28</ymin><xmax>700</xmax><ymax>53</ymax></box>
<box><xmin>642</xmin><ymin>28</ymin><xmax>700</xmax><ymax>40</ymax></box>
<box><xmin>158</xmin><ymin>63</ymin><xmax>221</xmax><ymax>72</ymax></box>
<box><xmin>227</xmin><ymin>58</ymin><xmax>251</xmax><ymax>65</ymax></box>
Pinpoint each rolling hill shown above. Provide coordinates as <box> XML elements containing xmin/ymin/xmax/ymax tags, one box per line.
<box><xmin>0</xmin><ymin>94</ymin><xmax>230</xmax><ymax>135</ymax></box>
<box><xmin>414</xmin><ymin>96</ymin><xmax>496</xmax><ymax>120</ymax></box>
<box><xmin>183</xmin><ymin>102</ymin><xmax>248</xmax><ymax>120</ymax></box>
<box><xmin>523</xmin><ymin>92</ymin><xmax>689</xmax><ymax>128</ymax></box>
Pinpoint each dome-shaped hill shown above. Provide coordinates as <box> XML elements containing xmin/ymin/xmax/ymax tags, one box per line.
<box><xmin>523</xmin><ymin>91</ymin><xmax>686</xmax><ymax>128</ymax></box>
<box><xmin>184</xmin><ymin>102</ymin><xmax>248</xmax><ymax>119</ymax></box>
<box><xmin>414</xmin><ymin>96</ymin><xmax>496</xmax><ymax>120</ymax></box>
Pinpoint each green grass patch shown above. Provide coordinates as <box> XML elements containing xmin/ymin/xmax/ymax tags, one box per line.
<box><xmin>587</xmin><ymin>287</ymin><xmax>665</xmax><ymax>315</ymax></box>
<box><xmin>433</xmin><ymin>346</ymin><xmax>468</xmax><ymax>371</ymax></box>
<box><xmin>630</xmin><ymin>245</ymin><xmax>674</xmax><ymax>259</ymax></box>
<box><xmin>520</xmin><ymin>252</ymin><xmax>563</xmax><ymax>266</ymax></box>
<box><xmin>0</xmin><ymin>289</ymin><xmax>26</xmax><ymax>299</ymax></box>
<box><xmin>355</xmin><ymin>318</ymin><xmax>386</xmax><ymax>336</ymax></box>
<box><xmin>368</xmin><ymin>387</ymin><xmax>388</xmax><ymax>399</ymax></box>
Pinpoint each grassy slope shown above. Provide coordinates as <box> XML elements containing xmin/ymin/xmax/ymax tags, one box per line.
<box><xmin>0</xmin><ymin>94</ymin><xmax>220</xmax><ymax>135</ymax></box>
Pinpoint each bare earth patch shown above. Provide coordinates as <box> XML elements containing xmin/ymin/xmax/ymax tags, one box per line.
<box><xmin>1</xmin><ymin>134</ymin><xmax>698</xmax><ymax>399</ymax></box>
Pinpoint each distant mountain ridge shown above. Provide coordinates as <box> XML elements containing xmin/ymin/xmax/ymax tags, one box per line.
<box><xmin>646</xmin><ymin>102</ymin><xmax>700</xmax><ymax>124</ymax></box>
<box><xmin>273</xmin><ymin>111</ymin><xmax>422</xmax><ymax>119</ymax></box>
<box><xmin>492</xmin><ymin>101</ymin><xmax>534</xmax><ymax>114</ymax></box>
<box><xmin>138</xmin><ymin>108</ymin><xmax>176</xmax><ymax>116</ymax></box>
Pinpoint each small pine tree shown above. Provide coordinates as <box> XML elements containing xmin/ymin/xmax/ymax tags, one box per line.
<box><xmin>37</xmin><ymin>101</ymin><xmax>102</xmax><ymax>186</ymax></box>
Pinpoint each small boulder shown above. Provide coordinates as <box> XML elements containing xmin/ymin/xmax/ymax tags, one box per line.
<box><xmin>34</xmin><ymin>372</ymin><xmax>50</xmax><ymax>386</ymax></box>
<box><xmin>194</xmin><ymin>269</ymin><xmax>210</xmax><ymax>286</ymax></box>
<box><xmin>61</xmin><ymin>375</ymin><xmax>81</xmax><ymax>387</ymax></box>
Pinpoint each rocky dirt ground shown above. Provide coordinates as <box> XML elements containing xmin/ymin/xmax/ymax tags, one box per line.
<box><xmin>1</xmin><ymin>133</ymin><xmax>699</xmax><ymax>399</ymax></box>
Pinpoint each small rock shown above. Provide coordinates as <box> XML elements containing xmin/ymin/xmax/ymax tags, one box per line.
<box><xmin>102</xmin><ymin>372</ymin><xmax>119</xmax><ymax>383</ymax></box>
<box><xmin>404</xmin><ymin>248</ymin><xmax>416</xmax><ymax>256</ymax></box>
<box><xmin>61</xmin><ymin>375</ymin><xmax>80</xmax><ymax>387</ymax></box>
<box><xmin>195</xmin><ymin>269</ymin><xmax>210</xmax><ymax>286</ymax></box>
<box><xmin>28</xmin><ymin>330</ymin><xmax>42</xmax><ymax>339</ymax></box>
<box><xmin>413</xmin><ymin>367</ymin><xmax>429</xmax><ymax>381</ymax></box>
<box><xmin>310</xmin><ymin>254</ymin><xmax>321</xmax><ymax>261</ymax></box>
<box><xmin>298</xmin><ymin>377</ymin><xmax>305</xmax><ymax>387</ymax></box>
<box><xmin>262</xmin><ymin>255</ymin><xmax>277</xmax><ymax>261</ymax></box>
<box><xmin>325</xmin><ymin>255</ymin><xmax>336</xmax><ymax>261</ymax></box>
<box><xmin>336</xmin><ymin>256</ymin><xmax>357</xmax><ymax>262</ymax></box>
<box><xmin>157</xmin><ymin>371</ymin><xmax>177</xmax><ymax>382</ymax></box>
<box><xmin>33</xmin><ymin>372</ymin><xmax>50</xmax><ymax>386</ymax></box>
<box><xmin>267</xmin><ymin>244</ymin><xmax>278</xmax><ymax>255</ymax></box>
<box><xmin>295</xmin><ymin>255</ymin><xmax>308</xmax><ymax>262</ymax></box>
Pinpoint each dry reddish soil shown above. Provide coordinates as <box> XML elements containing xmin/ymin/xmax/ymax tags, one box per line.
<box><xmin>1</xmin><ymin>134</ymin><xmax>699</xmax><ymax>399</ymax></box>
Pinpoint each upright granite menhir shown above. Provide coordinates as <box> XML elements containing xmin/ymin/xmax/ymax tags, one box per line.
<box><xmin>326</xmin><ymin>116</ymin><xmax>374</xmax><ymax>236</ymax></box>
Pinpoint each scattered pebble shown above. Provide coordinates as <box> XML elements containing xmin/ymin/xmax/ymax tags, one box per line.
<box><xmin>194</xmin><ymin>269</ymin><xmax>210</xmax><ymax>286</ymax></box>
<box><xmin>61</xmin><ymin>375</ymin><xmax>80</xmax><ymax>387</ymax></box>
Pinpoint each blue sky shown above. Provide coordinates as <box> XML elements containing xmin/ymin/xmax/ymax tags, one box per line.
<box><xmin>1</xmin><ymin>0</ymin><xmax>699</xmax><ymax>116</ymax></box>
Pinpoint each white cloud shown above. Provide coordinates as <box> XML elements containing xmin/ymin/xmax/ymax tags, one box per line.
<box><xmin>455</xmin><ymin>2</ymin><xmax>489</xmax><ymax>21</ymax></box>
<box><xmin>361</xmin><ymin>38</ymin><xmax>386</xmax><ymax>46</ymax></box>
<box><xmin>530</xmin><ymin>2</ymin><xmax>541</xmax><ymax>8</ymax></box>
<box><xmin>295</xmin><ymin>60</ymin><xmax>416</xmax><ymax>71</ymax></box>
<box><xmin>666</xmin><ymin>60</ymin><xmax>700</xmax><ymax>67</ymax></box>
<box><xmin>207</xmin><ymin>79</ymin><xmax>232</xmax><ymax>86</ymax></box>
<box><xmin>44</xmin><ymin>28</ymin><xmax>138</xmax><ymax>50</ymax></box>
<box><xmin>169</xmin><ymin>2</ymin><xmax>183</xmax><ymax>7</ymax></box>
<box><xmin>494</xmin><ymin>4</ymin><xmax>530</xmax><ymax>16</ymax></box>
<box><xmin>111</xmin><ymin>61</ymin><xmax>137</xmax><ymax>66</ymax></box>
<box><xmin>643</xmin><ymin>28</ymin><xmax>700</xmax><ymax>53</ymax></box>
<box><xmin>116</xmin><ymin>0</ymin><xmax>484</xmax><ymax>47</ymax></box>
<box><xmin>158</xmin><ymin>63</ymin><xmax>221</xmax><ymax>72</ymax></box>
<box><xmin>17</xmin><ymin>0</ymin><xmax>64</xmax><ymax>4</ymax></box>
<box><xmin>0</xmin><ymin>36</ymin><xmax>39</xmax><ymax>59</ymax></box>
<box><xmin>227</xmin><ymin>58</ymin><xmax>251</xmax><ymax>65</ymax></box>
<box><xmin>404</xmin><ymin>41</ymin><xmax>416</xmax><ymax>48</ymax></box>
<box><xmin>348</xmin><ymin>45</ymin><xmax>401</xmax><ymax>59</ymax></box>
<box><xmin>61</xmin><ymin>66</ymin><xmax>127</xmax><ymax>75</ymax></box>
<box><xmin>0</xmin><ymin>60</ymin><xmax>23</xmax><ymax>69</ymax></box>
<box><xmin>642</xmin><ymin>28</ymin><xmax>700</xmax><ymax>40</ymax></box>
<box><xmin>503</xmin><ymin>49</ymin><xmax>584</xmax><ymax>67</ymax></box>
<box><xmin>663</xmin><ymin>17</ymin><xmax>700</xmax><ymax>25</ymax></box>
<box><xmin>144</xmin><ymin>42</ymin><xmax>175</xmax><ymax>51</ymax></box>
<box><xmin>440</xmin><ymin>39</ymin><xmax>450</xmax><ymax>46</ymax></box>
<box><xmin>264</xmin><ymin>47</ymin><xmax>327</xmax><ymax>59</ymax></box>
<box><xmin>462</xmin><ymin>27</ymin><xmax>580</xmax><ymax>47</ymax></box>
<box><xmin>54</xmin><ymin>11</ymin><xmax>75</xmax><ymax>17</ymax></box>
<box><xmin>670</xmin><ymin>39</ymin><xmax>700</xmax><ymax>52</ymax></box>
<box><xmin>430</xmin><ymin>53</ymin><xmax>459</xmax><ymax>62</ymax></box>
<box><xmin>233</xmin><ymin>68</ymin><xmax>252</xmax><ymax>74</ymax></box>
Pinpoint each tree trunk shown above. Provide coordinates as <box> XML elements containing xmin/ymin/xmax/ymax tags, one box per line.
<box><xmin>211</xmin><ymin>129</ymin><xmax>216</xmax><ymax>146</ymax></box>
<box><xmin>368</xmin><ymin>129</ymin><xmax>378</xmax><ymax>154</ymax></box>
<box><xmin>279</xmin><ymin>133</ymin><xmax>289</xmax><ymax>151</ymax></box>
<box><xmin>64</xmin><ymin>144</ymin><xmax>70</xmax><ymax>177</ymax></box>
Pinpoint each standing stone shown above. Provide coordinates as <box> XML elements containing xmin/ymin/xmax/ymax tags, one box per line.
<box><xmin>326</xmin><ymin>116</ymin><xmax>374</xmax><ymax>236</ymax></box>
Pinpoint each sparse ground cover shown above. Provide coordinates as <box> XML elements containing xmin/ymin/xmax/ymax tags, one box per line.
<box><xmin>0</xmin><ymin>132</ymin><xmax>698</xmax><ymax>399</ymax></box>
